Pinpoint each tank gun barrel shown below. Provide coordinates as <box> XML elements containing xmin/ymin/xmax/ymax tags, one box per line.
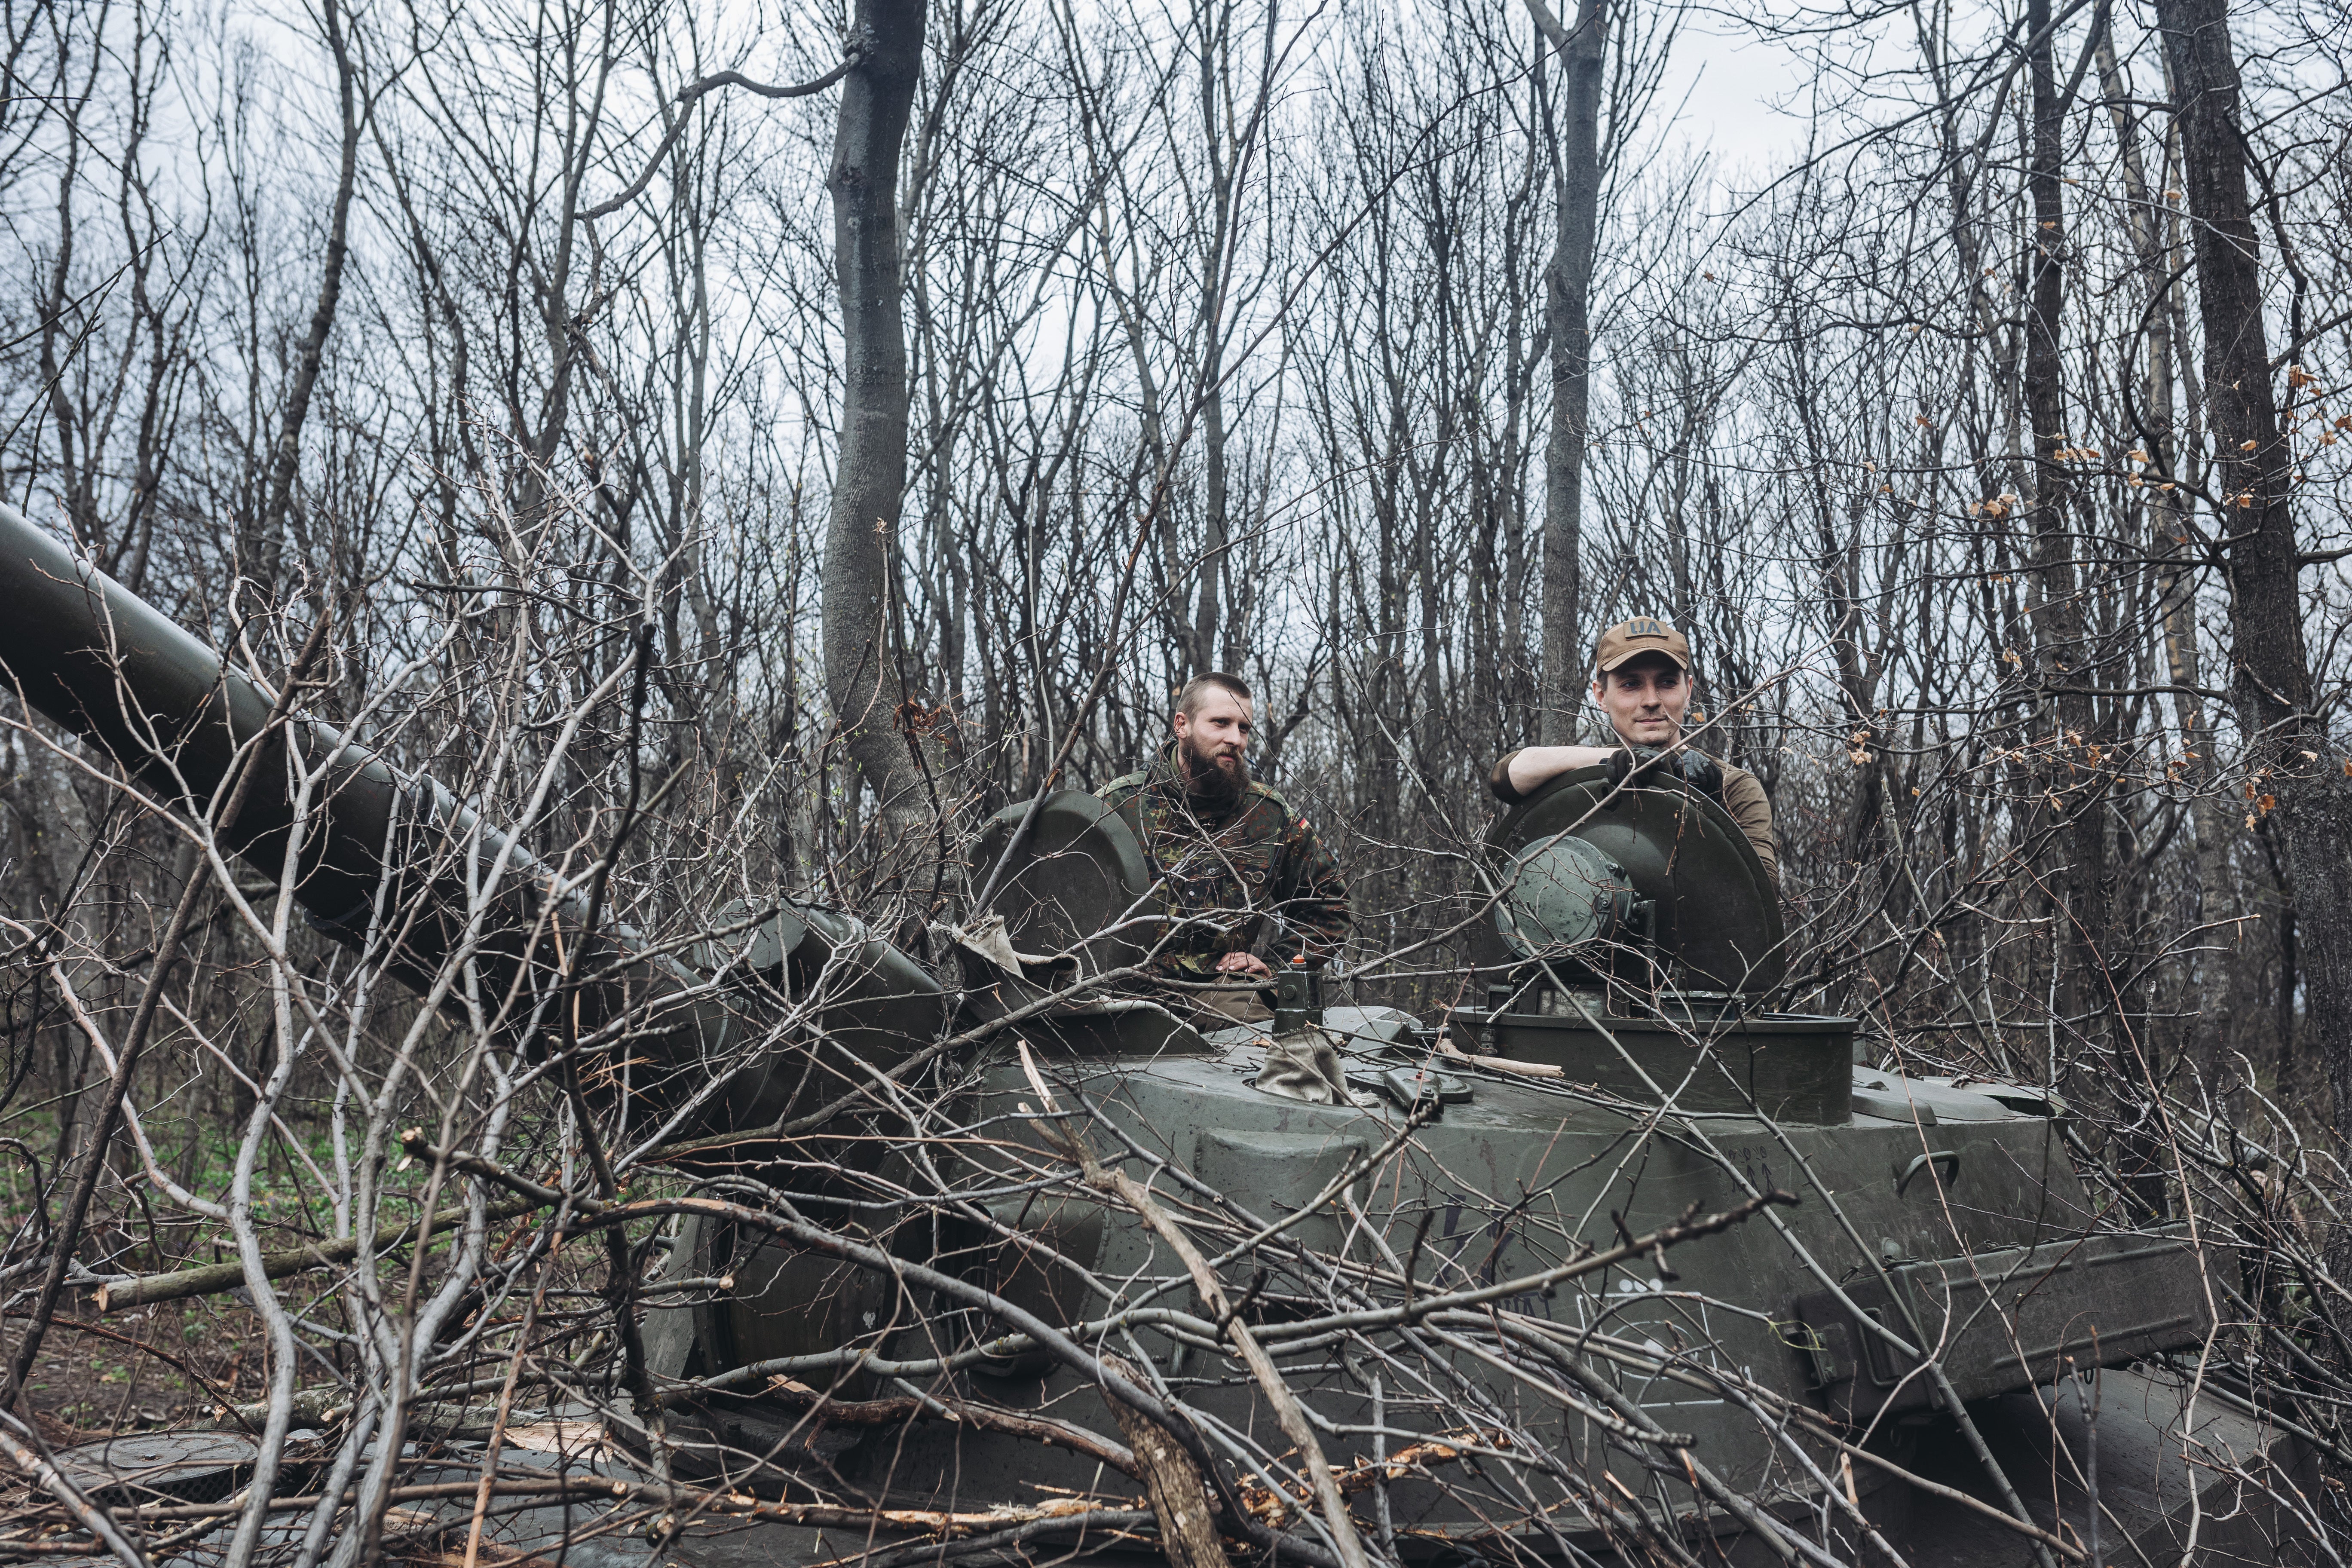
<box><xmin>0</xmin><ymin>503</ymin><xmax>940</xmax><ymax>1129</ymax></box>
<box><xmin>0</xmin><ymin>502</ymin><xmax>669</xmax><ymax>1006</ymax></box>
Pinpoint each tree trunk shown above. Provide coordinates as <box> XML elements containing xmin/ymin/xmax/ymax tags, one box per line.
<box><xmin>823</xmin><ymin>0</ymin><xmax>936</xmax><ymax>861</ymax></box>
<box><xmin>1099</xmin><ymin>1353</ymin><xmax>1232</xmax><ymax>1568</ymax></box>
<box><xmin>1193</xmin><ymin>3</ymin><xmax>1232</xmax><ymax>682</ymax></box>
<box><xmin>2157</xmin><ymin>0</ymin><xmax>2352</xmax><ymax>1127</ymax></box>
<box><xmin>1527</xmin><ymin>0</ymin><xmax>1605</xmax><ymax>744</ymax></box>
<box><xmin>2097</xmin><ymin>19</ymin><xmax>2233</xmax><ymax>1075</ymax></box>
<box><xmin>2021</xmin><ymin>0</ymin><xmax>2116</xmax><ymax>1051</ymax></box>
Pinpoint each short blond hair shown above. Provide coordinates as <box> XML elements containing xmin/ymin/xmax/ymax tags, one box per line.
<box><xmin>1174</xmin><ymin>671</ymin><xmax>1252</xmax><ymax>717</ymax></box>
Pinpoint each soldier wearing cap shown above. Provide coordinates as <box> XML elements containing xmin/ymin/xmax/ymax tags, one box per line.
<box><xmin>1488</xmin><ymin>617</ymin><xmax>1779</xmax><ymax>883</ymax></box>
<box><xmin>1101</xmin><ymin>671</ymin><xmax>1350</xmax><ymax>1017</ymax></box>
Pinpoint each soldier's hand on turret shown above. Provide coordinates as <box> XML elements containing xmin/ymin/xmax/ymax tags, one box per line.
<box><xmin>1671</xmin><ymin>748</ymin><xmax>1724</xmax><ymax>802</ymax></box>
<box><xmin>1604</xmin><ymin>744</ymin><xmax>1724</xmax><ymax>804</ymax></box>
<box><xmin>1602</xmin><ymin>746</ymin><xmax>1663</xmax><ymax>787</ymax></box>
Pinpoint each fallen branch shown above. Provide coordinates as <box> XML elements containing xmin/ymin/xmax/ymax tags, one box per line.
<box><xmin>101</xmin><ymin>1473</ymin><xmax>1147</xmax><ymax>1537</ymax></box>
<box><xmin>1433</xmin><ymin>1039</ymin><xmax>1564</xmax><ymax>1078</ymax></box>
<box><xmin>711</xmin><ymin>1375</ymin><xmax>1143</xmax><ymax>1480</ymax></box>
<box><xmin>1240</xmin><ymin>1430</ymin><xmax>1513</xmax><ymax>1518</ymax></box>
<box><xmin>1012</xmin><ymin>1045</ymin><xmax>1368</xmax><ymax>1568</ymax></box>
<box><xmin>94</xmin><ymin>1194</ymin><xmax>550</xmax><ymax>1311</ymax></box>
<box><xmin>1333</xmin><ymin>1430</ymin><xmax>1512</xmax><ymax>1496</ymax></box>
<box><xmin>1091</xmin><ymin>1161</ymin><xmax>1369</xmax><ymax>1568</ymax></box>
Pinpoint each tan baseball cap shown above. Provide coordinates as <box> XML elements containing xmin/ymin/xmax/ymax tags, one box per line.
<box><xmin>1592</xmin><ymin>616</ymin><xmax>1692</xmax><ymax>674</ymax></box>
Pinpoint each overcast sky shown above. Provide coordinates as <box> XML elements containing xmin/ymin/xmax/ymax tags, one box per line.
<box><xmin>1651</xmin><ymin>15</ymin><xmax>1818</xmax><ymax>176</ymax></box>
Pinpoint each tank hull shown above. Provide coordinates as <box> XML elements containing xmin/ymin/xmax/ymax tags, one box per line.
<box><xmin>655</xmin><ymin>1014</ymin><xmax>2220</xmax><ymax>1559</ymax></box>
<box><xmin>0</xmin><ymin>512</ymin><xmax>2257</xmax><ymax>1559</ymax></box>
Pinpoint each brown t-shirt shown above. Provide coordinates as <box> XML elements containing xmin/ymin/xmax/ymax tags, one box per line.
<box><xmin>1488</xmin><ymin>748</ymin><xmax>1780</xmax><ymax>885</ymax></box>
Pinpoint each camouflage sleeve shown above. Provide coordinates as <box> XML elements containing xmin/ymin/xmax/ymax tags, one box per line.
<box><xmin>1097</xmin><ymin>774</ymin><xmax>1143</xmax><ymax>822</ymax></box>
<box><xmin>1272</xmin><ymin>816</ymin><xmax>1350</xmax><ymax>967</ymax></box>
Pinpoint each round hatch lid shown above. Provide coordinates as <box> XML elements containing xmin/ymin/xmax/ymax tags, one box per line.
<box><xmin>1488</xmin><ymin>766</ymin><xmax>1784</xmax><ymax>992</ymax></box>
<box><xmin>973</xmin><ymin>791</ymin><xmax>1152</xmax><ymax>974</ymax></box>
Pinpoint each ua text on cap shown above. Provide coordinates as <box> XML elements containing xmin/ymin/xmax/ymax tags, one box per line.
<box><xmin>1592</xmin><ymin>617</ymin><xmax>1692</xmax><ymax>673</ymax></box>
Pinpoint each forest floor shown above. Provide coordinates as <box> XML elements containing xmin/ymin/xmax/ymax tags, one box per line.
<box><xmin>16</xmin><ymin>1292</ymin><xmax>263</xmax><ymax>1442</ymax></box>
<box><xmin>0</xmin><ymin>1103</ymin><xmax>619</xmax><ymax>1440</ymax></box>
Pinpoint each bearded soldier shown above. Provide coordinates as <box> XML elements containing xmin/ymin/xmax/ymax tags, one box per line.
<box><xmin>1101</xmin><ymin>672</ymin><xmax>1350</xmax><ymax>1018</ymax></box>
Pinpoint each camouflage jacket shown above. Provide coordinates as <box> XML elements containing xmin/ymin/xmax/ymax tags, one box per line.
<box><xmin>1099</xmin><ymin>745</ymin><xmax>1350</xmax><ymax>977</ymax></box>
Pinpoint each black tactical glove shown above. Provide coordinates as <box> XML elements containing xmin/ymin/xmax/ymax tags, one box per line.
<box><xmin>1674</xmin><ymin>747</ymin><xmax>1724</xmax><ymax>803</ymax></box>
<box><xmin>1604</xmin><ymin>746</ymin><xmax>1724</xmax><ymax>804</ymax></box>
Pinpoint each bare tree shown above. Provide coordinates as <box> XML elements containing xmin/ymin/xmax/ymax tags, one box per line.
<box><xmin>1526</xmin><ymin>0</ymin><xmax>1606</xmax><ymax>743</ymax></box>
<box><xmin>9</xmin><ymin>0</ymin><xmax>2352</xmax><ymax>1558</ymax></box>
<box><xmin>823</xmin><ymin>0</ymin><xmax>942</xmax><ymax>876</ymax></box>
<box><xmin>2156</xmin><ymin>0</ymin><xmax>2352</xmax><ymax>1135</ymax></box>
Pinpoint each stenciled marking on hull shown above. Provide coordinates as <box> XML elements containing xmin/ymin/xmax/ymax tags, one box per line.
<box><xmin>1552</xmin><ymin>1277</ymin><xmax>1731</xmax><ymax>1410</ymax></box>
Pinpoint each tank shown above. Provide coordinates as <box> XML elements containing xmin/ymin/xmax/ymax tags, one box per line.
<box><xmin>698</xmin><ymin>778</ymin><xmax>2221</xmax><ymax>1563</ymax></box>
<box><xmin>0</xmin><ymin>504</ymin><xmax>2260</xmax><ymax>1563</ymax></box>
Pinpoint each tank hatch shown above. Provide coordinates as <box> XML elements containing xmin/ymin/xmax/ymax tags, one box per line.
<box><xmin>962</xmin><ymin>791</ymin><xmax>1219</xmax><ymax>1057</ymax></box>
<box><xmin>972</xmin><ymin>790</ymin><xmax>1153</xmax><ymax>977</ymax></box>
<box><xmin>1485</xmin><ymin>763</ymin><xmax>1785</xmax><ymax>993</ymax></box>
<box><xmin>1467</xmin><ymin>764</ymin><xmax>1854</xmax><ymax>1122</ymax></box>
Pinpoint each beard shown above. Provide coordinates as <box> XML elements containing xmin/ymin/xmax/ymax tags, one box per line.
<box><xmin>1179</xmin><ymin>735</ymin><xmax>1250</xmax><ymax>804</ymax></box>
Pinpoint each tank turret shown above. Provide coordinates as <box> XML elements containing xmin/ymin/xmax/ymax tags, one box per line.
<box><xmin>1452</xmin><ymin>764</ymin><xmax>1851</xmax><ymax>1121</ymax></box>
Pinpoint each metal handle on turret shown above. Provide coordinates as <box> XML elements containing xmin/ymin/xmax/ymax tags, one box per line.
<box><xmin>1896</xmin><ymin>1151</ymin><xmax>1962</xmax><ymax>1197</ymax></box>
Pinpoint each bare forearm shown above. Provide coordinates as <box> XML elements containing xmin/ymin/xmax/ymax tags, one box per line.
<box><xmin>1505</xmin><ymin>745</ymin><xmax>1615</xmax><ymax>796</ymax></box>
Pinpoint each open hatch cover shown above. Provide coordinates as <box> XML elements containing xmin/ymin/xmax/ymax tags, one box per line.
<box><xmin>1487</xmin><ymin>766</ymin><xmax>1785</xmax><ymax>993</ymax></box>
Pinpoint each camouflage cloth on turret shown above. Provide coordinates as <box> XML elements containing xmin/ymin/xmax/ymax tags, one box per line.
<box><xmin>1099</xmin><ymin>744</ymin><xmax>1350</xmax><ymax>977</ymax></box>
